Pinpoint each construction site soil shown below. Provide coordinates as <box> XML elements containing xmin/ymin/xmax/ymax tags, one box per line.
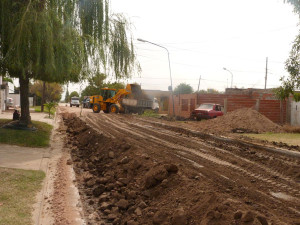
<box><xmin>173</xmin><ymin>108</ymin><xmax>283</xmax><ymax>134</ymax></box>
<box><xmin>61</xmin><ymin>107</ymin><xmax>300</xmax><ymax>225</ymax></box>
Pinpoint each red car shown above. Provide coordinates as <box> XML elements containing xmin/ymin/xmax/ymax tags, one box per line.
<box><xmin>191</xmin><ymin>103</ymin><xmax>223</xmax><ymax>121</ymax></box>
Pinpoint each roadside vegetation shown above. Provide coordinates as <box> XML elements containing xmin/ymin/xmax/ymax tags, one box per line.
<box><xmin>32</xmin><ymin>106</ymin><xmax>56</xmax><ymax>115</ymax></box>
<box><xmin>244</xmin><ymin>132</ymin><xmax>300</xmax><ymax>146</ymax></box>
<box><xmin>0</xmin><ymin>168</ymin><xmax>45</xmax><ymax>225</ymax></box>
<box><xmin>0</xmin><ymin>119</ymin><xmax>53</xmax><ymax>147</ymax></box>
<box><xmin>141</xmin><ymin>109</ymin><xmax>161</xmax><ymax>118</ymax></box>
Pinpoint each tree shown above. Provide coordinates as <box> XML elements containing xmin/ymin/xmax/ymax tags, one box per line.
<box><xmin>196</xmin><ymin>89</ymin><xmax>222</xmax><ymax>94</ymax></box>
<box><xmin>105</xmin><ymin>82</ymin><xmax>125</xmax><ymax>91</ymax></box>
<box><xmin>280</xmin><ymin>1</ymin><xmax>300</xmax><ymax>101</ymax></box>
<box><xmin>174</xmin><ymin>83</ymin><xmax>194</xmax><ymax>95</ymax></box>
<box><xmin>30</xmin><ymin>81</ymin><xmax>63</xmax><ymax>103</ymax></box>
<box><xmin>3</xmin><ymin>77</ymin><xmax>13</xmax><ymax>84</ymax></box>
<box><xmin>0</xmin><ymin>0</ymin><xmax>138</xmax><ymax>126</ymax></box>
<box><xmin>65</xmin><ymin>88</ymin><xmax>70</xmax><ymax>103</ymax></box>
<box><xmin>44</xmin><ymin>102</ymin><xmax>57</xmax><ymax>118</ymax></box>
<box><xmin>273</xmin><ymin>31</ymin><xmax>300</xmax><ymax>102</ymax></box>
<box><xmin>80</xmin><ymin>72</ymin><xmax>125</xmax><ymax>98</ymax></box>
<box><xmin>69</xmin><ymin>91</ymin><xmax>79</xmax><ymax>99</ymax></box>
<box><xmin>286</xmin><ymin>1</ymin><xmax>300</xmax><ymax>15</ymax></box>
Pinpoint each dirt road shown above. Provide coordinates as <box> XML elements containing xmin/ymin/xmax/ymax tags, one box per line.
<box><xmin>61</xmin><ymin>106</ymin><xmax>300</xmax><ymax>225</ymax></box>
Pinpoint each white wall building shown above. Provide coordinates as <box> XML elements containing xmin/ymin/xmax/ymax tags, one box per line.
<box><xmin>291</xmin><ymin>101</ymin><xmax>300</xmax><ymax>126</ymax></box>
<box><xmin>0</xmin><ymin>76</ymin><xmax>6</xmax><ymax>113</ymax></box>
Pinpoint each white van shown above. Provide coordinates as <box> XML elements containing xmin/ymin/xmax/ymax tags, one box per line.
<box><xmin>70</xmin><ymin>97</ymin><xmax>80</xmax><ymax>107</ymax></box>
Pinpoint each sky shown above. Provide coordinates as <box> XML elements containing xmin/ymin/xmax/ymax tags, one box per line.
<box><xmin>9</xmin><ymin>0</ymin><xmax>299</xmax><ymax>95</ymax></box>
<box><xmin>107</xmin><ymin>0</ymin><xmax>299</xmax><ymax>92</ymax></box>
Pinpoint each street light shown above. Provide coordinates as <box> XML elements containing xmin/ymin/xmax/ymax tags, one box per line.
<box><xmin>137</xmin><ymin>38</ymin><xmax>175</xmax><ymax>116</ymax></box>
<box><xmin>223</xmin><ymin>67</ymin><xmax>233</xmax><ymax>88</ymax></box>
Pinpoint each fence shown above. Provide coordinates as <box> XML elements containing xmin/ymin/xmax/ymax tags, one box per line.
<box><xmin>168</xmin><ymin>93</ymin><xmax>287</xmax><ymax>124</ymax></box>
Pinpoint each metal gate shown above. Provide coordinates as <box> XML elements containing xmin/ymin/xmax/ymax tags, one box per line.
<box><xmin>291</xmin><ymin>101</ymin><xmax>300</xmax><ymax>126</ymax></box>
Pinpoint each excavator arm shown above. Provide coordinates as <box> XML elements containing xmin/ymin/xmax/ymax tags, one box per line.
<box><xmin>108</xmin><ymin>84</ymin><xmax>132</xmax><ymax>103</ymax></box>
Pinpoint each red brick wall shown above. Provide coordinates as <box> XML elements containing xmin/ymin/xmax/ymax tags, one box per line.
<box><xmin>227</xmin><ymin>99</ymin><xmax>257</xmax><ymax>112</ymax></box>
<box><xmin>259</xmin><ymin>100</ymin><xmax>286</xmax><ymax>123</ymax></box>
<box><xmin>168</xmin><ymin>93</ymin><xmax>287</xmax><ymax>124</ymax></box>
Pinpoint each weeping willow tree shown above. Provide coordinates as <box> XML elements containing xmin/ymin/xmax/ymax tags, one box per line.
<box><xmin>286</xmin><ymin>0</ymin><xmax>300</xmax><ymax>14</ymax></box>
<box><xmin>0</xmin><ymin>0</ymin><xmax>138</xmax><ymax>126</ymax></box>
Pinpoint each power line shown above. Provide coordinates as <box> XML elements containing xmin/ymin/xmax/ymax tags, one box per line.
<box><xmin>137</xmin><ymin>54</ymin><xmax>286</xmax><ymax>74</ymax></box>
<box><xmin>133</xmin><ymin>76</ymin><xmax>279</xmax><ymax>87</ymax></box>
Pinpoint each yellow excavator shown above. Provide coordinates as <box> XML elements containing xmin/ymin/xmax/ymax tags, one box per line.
<box><xmin>89</xmin><ymin>84</ymin><xmax>153</xmax><ymax>114</ymax></box>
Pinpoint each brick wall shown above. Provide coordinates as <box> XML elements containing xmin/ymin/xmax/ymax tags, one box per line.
<box><xmin>168</xmin><ymin>93</ymin><xmax>287</xmax><ymax>124</ymax></box>
<box><xmin>259</xmin><ymin>100</ymin><xmax>286</xmax><ymax>123</ymax></box>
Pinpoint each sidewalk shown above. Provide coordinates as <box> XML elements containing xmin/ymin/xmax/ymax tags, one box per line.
<box><xmin>0</xmin><ymin>108</ymin><xmax>85</xmax><ymax>225</ymax></box>
<box><xmin>0</xmin><ymin>145</ymin><xmax>49</xmax><ymax>172</ymax></box>
<box><xmin>0</xmin><ymin>110</ymin><xmax>54</xmax><ymax>172</ymax></box>
<box><xmin>0</xmin><ymin>109</ymin><xmax>54</xmax><ymax>126</ymax></box>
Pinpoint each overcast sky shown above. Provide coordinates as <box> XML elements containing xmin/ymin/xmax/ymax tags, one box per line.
<box><xmin>35</xmin><ymin>0</ymin><xmax>300</xmax><ymax>96</ymax></box>
<box><xmin>106</xmin><ymin>0</ymin><xmax>299</xmax><ymax>92</ymax></box>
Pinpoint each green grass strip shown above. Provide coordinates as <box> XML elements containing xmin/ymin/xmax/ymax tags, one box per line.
<box><xmin>0</xmin><ymin>168</ymin><xmax>45</xmax><ymax>225</ymax></box>
<box><xmin>0</xmin><ymin>119</ymin><xmax>53</xmax><ymax>147</ymax></box>
<box><xmin>244</xmin><ymin>132</ymin><xmax>300</xmax><ymax>146</ymax></box>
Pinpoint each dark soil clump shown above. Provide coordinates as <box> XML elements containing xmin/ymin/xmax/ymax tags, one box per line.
<box><xmin>62</xmin><ymin>113</ymin><xmax>278</xmax><ymax>225</ymax></box>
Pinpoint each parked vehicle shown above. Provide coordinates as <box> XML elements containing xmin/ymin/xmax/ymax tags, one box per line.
<box><xmin>191</xmin><ymin>103</ymin><xmax>223</xmax><ymax>121</ymax></box>
<box><xmin>6</xmin><ymin>98</ymin><xmax>13</xmax><ymax>109</ymax></box>
<box><xmin>70</xmin><ymin>97</ymin><xmax>80</xmax><ymax>107</ymax></box>
<box><xmin>82</xmin><ymin>97</ymin><xmax>90</xmax><ymax>108</ymax></box>
<box><xmin>121</xmin><ymin>98</ymin><xmax>153</xmax><ymax>114</ymax></box>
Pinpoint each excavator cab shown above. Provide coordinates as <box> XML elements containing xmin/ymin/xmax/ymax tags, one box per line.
<box><xmin>101</xmin><ymin>88</ymin><xmax>116</xmax><ymax>101</ymax></box>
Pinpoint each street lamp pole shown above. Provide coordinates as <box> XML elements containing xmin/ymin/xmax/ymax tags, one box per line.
<box><xmin>223</xmin><ymin>67</ymin><xmax>233</xmax><ymax>88</ymax></box>
<box><xmin>137</xmin><ymin>38</ymin><xmax>175</xmax><ymax>116</ymax></box>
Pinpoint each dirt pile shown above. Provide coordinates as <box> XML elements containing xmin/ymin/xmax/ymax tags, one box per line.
<box><xmin>63</xmin><ymin>116</ymin><xmax>184</xmax><ymax>224</ymax></box>
<box><xmin>198</xmin><ymin>108</ymin><xmax>283</xmax><ymax>134</ymax></box>
<box><xmin>62</xmin><ymin>114</ymin><xmax>275</xmax><ymax>225</ymax></box>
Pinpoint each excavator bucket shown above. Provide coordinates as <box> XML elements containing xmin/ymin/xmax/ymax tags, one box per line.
<box><xmin>130</xmin><ymin>84</ymin><xmax>142</xmax><ymax>99</ymax></box>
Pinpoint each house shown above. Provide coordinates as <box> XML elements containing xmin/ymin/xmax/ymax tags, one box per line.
<box><xmin>0</xmin><ymin>76</ymin><xmax>9</xmax><ymax>113</ymax></box>
<box><xmin>167</xmin><ymin>88</ymin><xmax>298</xmax><ymax>125</ymax></box>
<box><xmin>143</xmin><ymin>89</ymin><xmax>171</xmax><ymax>114</ymax></box>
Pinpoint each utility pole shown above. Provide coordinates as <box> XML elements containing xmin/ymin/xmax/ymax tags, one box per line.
<box><xmin>264</xmin><ymin>57</ymin><xmax>268</xmax><ymax>90</ymax></box>
<box><xmin>197</xmin><ymin>75</ymin><xmax>201</xmax><ymax>92</ymax></box>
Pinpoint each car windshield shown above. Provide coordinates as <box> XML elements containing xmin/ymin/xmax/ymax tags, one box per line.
<box><xmin>197</xmin><ymin>104</ymin><xmax>213</xmax><ymax>110</ymax></box>
<box><xmin>71</xmin><ymin>97</ymin><xmax>79</xmax><ymax>101</ymax></box>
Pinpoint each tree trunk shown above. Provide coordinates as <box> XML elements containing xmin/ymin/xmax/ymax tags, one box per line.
<box><xmin>19</xmin><ymin>75</ymin><xmax>31</xmax><ymax>126</ymax></box>
<box><xmin>41</xmin><ymin>81</ymin><xmax>46</xmax><ymax>112</ymax></box>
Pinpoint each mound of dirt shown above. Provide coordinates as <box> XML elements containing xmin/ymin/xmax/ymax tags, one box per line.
<box><xmin>198</xmin><ymin>108</ymin><xmax>283</xmax><ymax>134</ymax></box>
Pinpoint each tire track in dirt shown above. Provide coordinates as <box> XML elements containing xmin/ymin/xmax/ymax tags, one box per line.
<box><xmin>121</xmin><ymin>119</ymin><xmax>300</xmax><ymax>198</ymax></box>
<box><xmin>86</xmin><ymin>113</ymin><xmax>300</xmax><ymax>218</ymax></box>
<box><xmin>133</xmin><ymin>117</ymin><xmax>300</xmax><ymax>186</ymax></box>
